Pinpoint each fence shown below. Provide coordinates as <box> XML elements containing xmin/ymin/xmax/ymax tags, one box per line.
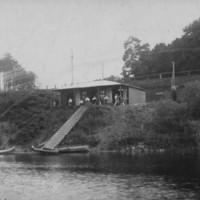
<box><xmin>133</xmin><ymin>69</ymin><xmax>200</xmax><ymax>81</ymax></box>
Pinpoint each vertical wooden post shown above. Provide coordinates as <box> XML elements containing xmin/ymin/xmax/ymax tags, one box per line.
<box><xmin>97</xmin><ymin>87</ymin><xmax>101</xmax><ymax>105</ymax></box>
<box><xmin>51</xmin><ymin>90</ymin><xmax>53</xmax><ymax>109</ymax></box>
<box><xmin>119</xmin><ymin>85</ymin><xmax>122</xmax><ymax>97</ymax></box>
<box><xmin>73</xmin><ymin>89</ymin><xmax>75</xmax><ymax>106</ymax></box>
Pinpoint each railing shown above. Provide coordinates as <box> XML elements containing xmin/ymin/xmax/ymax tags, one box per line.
<box><xmin>133</xmin><ymin>69</ymin><xmax>200</xmax><ymax>81</ymax></box>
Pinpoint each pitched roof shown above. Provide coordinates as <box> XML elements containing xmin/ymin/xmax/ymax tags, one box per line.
<box><xmin>53</xmin><ymin>80</ymin><xmax>145</xmax><ymax>91</ymax></box>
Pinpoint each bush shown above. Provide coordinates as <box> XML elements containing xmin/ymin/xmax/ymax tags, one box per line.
<box><xmin>188</xmin><ymin>120</ymin><xmax>200</xmax><ymax>146</ymax></box>
<box><xmin>151</xmin><ymin>100</ymin><xmax>197</xmax><ymax>147</ymax></box>
<box><xmin>182</xmin><ymin>80</ymin><xmax>200</xmax><ymax>119</ymax></box>
<box><xmin>77</xmin><ymin>105</ymin><xmax>112</xmax><ymax>134</ymax></box>
<box><xmin>0</xmin><ymin>90</ymin><xmax>76</xmax><ymax>146</ymax></box>
<box><xmin>152</xmin><ymin>100</ymin><xmax>188</xmax><ymax>133</ymax></box>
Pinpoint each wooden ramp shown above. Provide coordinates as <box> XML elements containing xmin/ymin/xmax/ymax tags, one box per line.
<box><xmin>43</xmin><ymin>106</ymin><xmax>87</xmax><ymax>150</ymax></box>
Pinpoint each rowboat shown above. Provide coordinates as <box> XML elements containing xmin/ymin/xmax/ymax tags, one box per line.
<box><xmin>31</xmin><ymin>146</ymin><xmax>59</xmax><ymax>154</ymax></box>
<box><xmin>0</xmin><ymin>146</ymin><xmax>15</xmax><ymax>154</ymax></box>
<box><xmin>58</xmin><ymin>145</ymin><xmax>89</xmax><ymax>153</ymax></box>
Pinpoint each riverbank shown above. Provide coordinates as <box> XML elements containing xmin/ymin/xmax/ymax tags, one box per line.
<box><xmin>0</xmin><ymin>88</ymin><xmax>200</xmax><ymax>152</ymax></box>
<box><xmin>64</xmin><ymin>102</ymin><xmax>199</xmax><ymax>151</ymax></box>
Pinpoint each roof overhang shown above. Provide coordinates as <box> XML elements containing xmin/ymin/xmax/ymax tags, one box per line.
<box><xmin>53</xmin><ymin>80</ymin><xmax>146</xmax><ymax>92</ymax></box>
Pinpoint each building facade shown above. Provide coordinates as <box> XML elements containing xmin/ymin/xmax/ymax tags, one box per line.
<box><xmin>53</xmin><ymin>80</ymin><xmax>146</xmax><ymax>107</ymax></box>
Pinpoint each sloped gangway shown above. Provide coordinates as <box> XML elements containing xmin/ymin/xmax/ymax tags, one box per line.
<box><xmin>43</xmin><ymin>106</ymin><xmax>87</xmax><ymax>150</ymax></box>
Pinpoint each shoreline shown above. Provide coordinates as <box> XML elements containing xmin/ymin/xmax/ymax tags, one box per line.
<box><xmin>5</xmin><ymin>145</ymin><xmax>199</xmax><ymax>156</ymax></box>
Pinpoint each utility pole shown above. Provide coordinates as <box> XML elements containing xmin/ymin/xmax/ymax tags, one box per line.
<box><xmin>0</xmin><ymin>72</ymin><xmax>1</xmax><ymax>92</ymax></box>
<box><xmin>171</xmin><ymin>61</ymin><xmax>177</xmax><ymax>101</ymax></box>
<box><xmin>171</xmin><ymin>61</ymin><xmax>175</xmax><ymax>87</ymax></box>
<box><xmin>101</xmin><ymin>62</ymin><xmax>104</xmax><ymax>80</ymax></box>
<box><xmin>71</xmin><ymin>50</ymin><xmax>74</xmax><ymax>85</ymax></box>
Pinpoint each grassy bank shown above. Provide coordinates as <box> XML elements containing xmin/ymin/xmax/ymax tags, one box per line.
<box><xmin>0</xmin><ymin>84</ymin><xmax>200</xmax><ymax>151</ymax></box>
<box><xmin>0</xmin><ymin>90</ymin><xmax>76</xmax><ymax>150</ymax></box>
<box><xmin>64</xmin><ymin>102</ymin><xmax>199</xmax><ymax>151</ymax></box>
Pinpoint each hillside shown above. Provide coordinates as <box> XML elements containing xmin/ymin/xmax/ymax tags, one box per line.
<box><xmin>0</xmin><ymin>90</ymin><xmax>76</xmax><ymax>150</ymax></box>
<box><xmin>132</xmin><ymin>74</ymin><xmax>200</xmax><ymax>89</ymax></box>
<box><xmin>0</xmin><ymin>89</ymin><xmax>199</xmax><ymax>151</ymax></box>
<box><xmin>127</xmin><ymin>74</ymin><xmax>200</xmax><ymax>102</ymax></box>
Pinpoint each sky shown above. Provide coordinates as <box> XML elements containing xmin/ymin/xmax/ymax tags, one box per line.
<box><xmin>0</xmin><ymin>0</ymin><xmax>200</xmax><ymax>88</ymax></box>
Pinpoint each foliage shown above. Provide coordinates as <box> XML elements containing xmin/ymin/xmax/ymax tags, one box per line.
<box><xmin>188</xmin><ymin>120</ymin><xmax>200</xmax><ymax>146</ymax></box>
<box><xmin>1</xmin><ymin>90</ymin><xmax>199</xmax><ymax>150</ymax></box>
<box><xmin>0</xmin><ymin>90</ymin><xmax>76</xmax><ymax>146</ymax></box>
<box><xmin>122</xmin><ymin>36</ymin><xmax>150</xmax><ymax>79</ymax></box>
<box><xmin>0</xmin><ymin>90</ymin><xmax>29</xmax><ymax>114</ymax></box>
<box><xmin>65</xmin><ymin>102</ymin><xmax>198</xmax><ymax>150</ymax></box>
<box><xmin>122</xmin><ymin>18</ymin><xmax>200</xmax><ymax>79</ymax></box>
<box><xmin>0</xmin><ymin>53</ymin><xmax>19</xmax><ymax>72</ymax></box>
<box><xmin>181</xmin><ymin>80</ymin><xmax>200</xmax><ymax>119</ymax></box>
<box><xmin>0</xmin><ymin>53</ymin><xmax>36</xmax><ymax>90</ymax></box>
<box><xmin>103</xmin><ymin>75</ymin><xmax>122</xmax><ymax>82</ymax></box>
<box><xmin>150</xmin><ymin>100</ymin><xmax>197</xmax><ymax>148</ymax></box>
<box><xmin>96</xmin><ymin>105</ymin><xmax>152</xmax><ymax>150</ymax></box>
<box><xmin>64</xmin><ymin>105</ymin><xmax>112</xmax><ymax>147</ymax></box>
<box><xmin>152</xmin><ymin>100</ymin><xmax>188</xmax><ymax>133</ymax></box>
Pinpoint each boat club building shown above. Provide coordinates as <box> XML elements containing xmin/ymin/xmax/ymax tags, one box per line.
<box><xmin>53</xmin><ymin>80</ymin><xmax>146</xmax><ymax>107</ymax></box>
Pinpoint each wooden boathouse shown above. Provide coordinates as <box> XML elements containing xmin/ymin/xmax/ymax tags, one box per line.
<box><xmin>52</xmin><ymin>80</ymin><xmax>146</xmax><ymax>107</ymax></box>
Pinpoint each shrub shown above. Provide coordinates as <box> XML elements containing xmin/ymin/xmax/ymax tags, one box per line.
<box><xmin>182</xmin><ymin>80</ymin><xmax>200</xmax><ymax>119</ymax></box>
<box><xmin>152</xmin><ymin>100</ymin><xmax>188</xmax><ymax>134</ymax></box>
<box><xmin>77</xmin><ymin>105</ymin><xmax>112</xmax><ymax>134</ymax></box>
<box><xmin>188</xmin><ymin>120</ymin><xmax>200</xmax><ymax>146</ymax></box>
<box><xmin>151</xmin><ymin>100</ymin><xmax>197</xmax><ymax>147</ymax></box>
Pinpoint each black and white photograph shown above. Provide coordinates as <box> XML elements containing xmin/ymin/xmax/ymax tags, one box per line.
<box><xmin>0</xmin><ymin>0</ymin><xmax>200</xmax><ymax>199</ymax></box>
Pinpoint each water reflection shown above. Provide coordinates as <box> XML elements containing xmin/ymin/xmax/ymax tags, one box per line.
<box><xmin>0</xmin><ymin>151</ymin><xmax>200</xmax><ymax>200</ymax></box>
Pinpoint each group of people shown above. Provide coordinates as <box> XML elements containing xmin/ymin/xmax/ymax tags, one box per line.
<box><xmin>54</xmin><ymin>94</ymin><xmax>125</xmax><ymax>108</ymax></box>
<box><xmin>79</xmin><ymin>95</ymin><xmax>109</xmax><ymax>106</ymax></box>
<box><xmin>114</xmin><ymin>94</ymin><xmax>125</xmax><ymax>106</ymax></box>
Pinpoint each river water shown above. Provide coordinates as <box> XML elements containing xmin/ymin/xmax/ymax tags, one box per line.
<box><xmin>0</xmin><ymin>151</ymin><xmax>200</xmax><ymax>200</ymax></box>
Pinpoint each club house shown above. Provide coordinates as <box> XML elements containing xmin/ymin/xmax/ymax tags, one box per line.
<box><xmin>52</xmin><ymin>80</ymin><xmax>146</xmax><ymax>107</ymax></box>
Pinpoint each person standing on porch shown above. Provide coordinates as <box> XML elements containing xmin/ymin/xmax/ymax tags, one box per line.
<box><xmin>104</xmin><ymin>95</ymin><xmax>109</xmax><ymax>104</ymax></box>
<box><xmin>68</xmin><ymin>97</ymin><xmax>73</xmax><ymax>107</ymax></box>
<box><xmin>114</xmin><ymin>94</ymin><xmax>119</xmax><ymax>106</ymax></box>
<box><xmin>79</xmin><ymin>99</ymin><xmax>84</xmax><ymax>105</ymax></box>
<box><xmin>121</xmin><ymin>97</ymin><xmax>125</xmax><ymax>106</ymax></box>
<box><xmin>85</xmin><ymin>96</ymin><xmax>90</xmax><ymax>104</ymax></box>
<box><xmin>92</xmin><ymin>96</ymin><xmax>97</xmax><ymax>104</ymax></box>
<box><xmin>53</xmin><ymin>100</ymin><xmax>56</xmax><ymax>108</ymax></box>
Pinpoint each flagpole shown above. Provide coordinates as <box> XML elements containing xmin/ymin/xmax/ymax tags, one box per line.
<box><xmin>71</xmin><ymin>50</ymin><xmax>74</xmax><ymax>85</ymax></box>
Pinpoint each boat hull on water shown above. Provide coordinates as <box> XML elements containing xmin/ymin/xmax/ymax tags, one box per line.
<box><xmin>31</xmin><ymin>146</ymin><xmax>59</xmax><ymax>154</ymax></box>
<box><xmin>31</xmin><ymin>145</ymin><xmax>89</xmax><ymax>154</ymax></box>
<box><xmin>0</xmin><ymin>146</ymin><xmax>15</xmax><ymax>155</ymax></box>
<box><xmin>58</xmin><ymin>145</ymin><xmax>89</xmax><ymax>153</ymax></box>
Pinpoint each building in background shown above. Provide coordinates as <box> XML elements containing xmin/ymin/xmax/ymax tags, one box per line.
<box><xmin>0</xmin><ymin>70</ymin><xmax>36</xmax><ymax>92</ymax></box>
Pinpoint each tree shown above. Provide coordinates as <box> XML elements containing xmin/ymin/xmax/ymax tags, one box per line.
<box><xmin>122</xmin><ymin>36</ymin><xmax>150</xmax><ymax>80</ymax></box>
<box><xmin>183</xmin><ymin>18</ymin><xmax>200</xmax><ymax>44</ymax></box>
<box><xmin>104</xmin><ymin>75</ymin><xmax>121</xmax><ymax>82</ymax></box>
<box><xmin>0</xmin><ymin>53</ymin><xmax>20</xmax><ymax>72</ymax></box>
<box><xmin>169</xmin><ymin>18</ymin><xmax>200</xmax><ymax>71</ymax></box>
<box><xmin>148</xmin><ymin>43</ymin><xmax>171</xmax><ymax>73</ymax></box>
<box><xmin>0</xmin><ymin>53</ymin><xmax>36</xmax><ymax>91</ymax></box>
<box><xmin>121</xmin><ymin>18</ymin><xmax>200</xmax><ymax>79</ymax></box>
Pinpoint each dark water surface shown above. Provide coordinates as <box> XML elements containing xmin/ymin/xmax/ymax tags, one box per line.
<box><xmin>0</xmin><ymin>151</ymin><xmax>200</xmax><ymax>200</ymax></box>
